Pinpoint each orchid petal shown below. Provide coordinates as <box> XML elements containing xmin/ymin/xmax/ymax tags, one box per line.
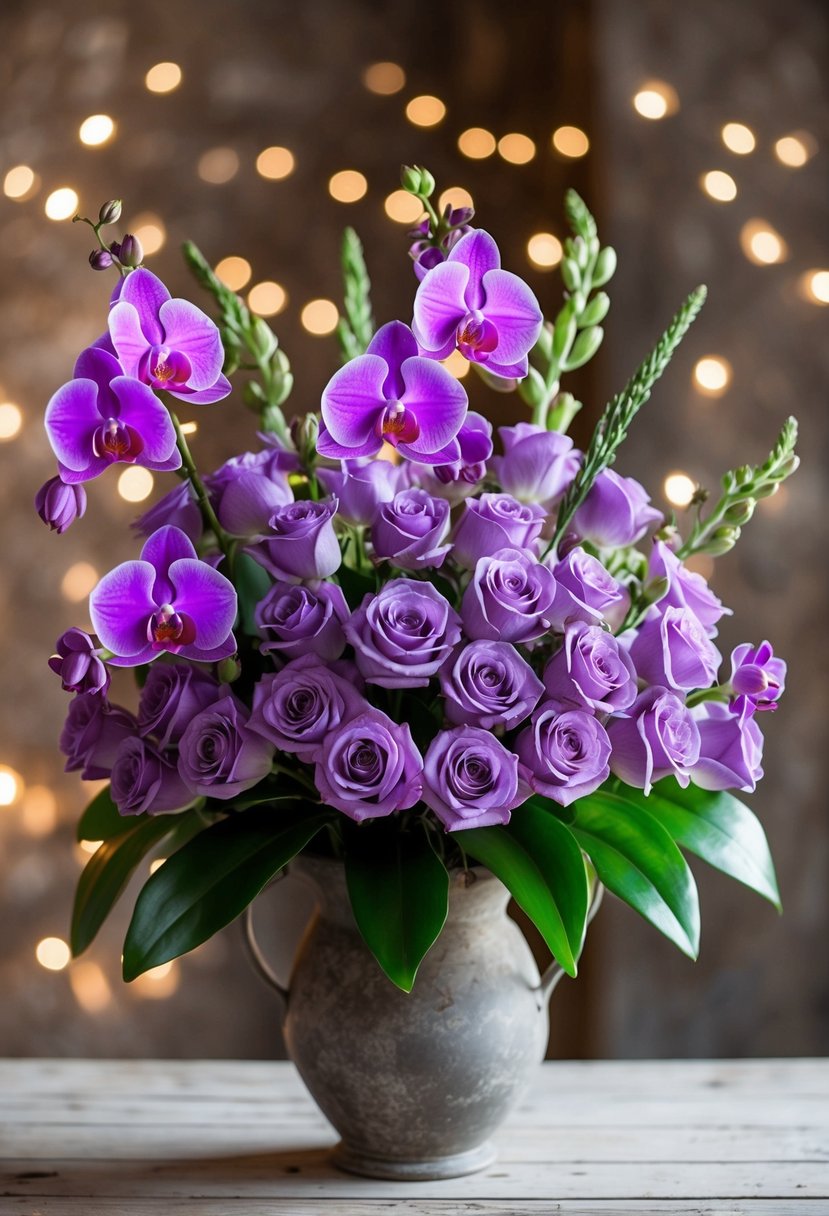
<box><xmin>168</xmin><ymin>558</ymin><xmax>238</xmax><ymax>650</ymax></box>
<box><xmin>108</xmin><ymin>301</ymin><xmax>151</xmax><ymax>380</ymax></box>
<box><xmin>316</xmin><ymin>422</ymin><xmax>382</xmax><ymax>460</ymax></box>
<box><xmin>45</xmin><ymin>379</ymin><xmax>103</xmax><ymax>472</ymax></box>
<box><xmin>321</xmin><ymin>354</ymin><xmax>388</xmax><ymax>448</ymax></box>
<box><xmin>117</xmin><ymin>268</ymin><xmax>169</xmax><ymax>345</ymax></box>
<box><xmin>89</xmin><ymin>561</ymin><xmax>157</xmax><ymax>659</ymax></box>
<box><xmin>367</xmin><ymin>321</ymin><xmax>419</xmax><ymax>399</ymax></box>
<box><xmin>73</xmin><ymin>347</ymin><xmax>122</xmax><ymax>412</ymax></box>
<box><xmin>111</xmin><ymin>378</ymin><xmax>178</xmax><ymax>463</ymax></box>
<box><xmin>141</xmin><ymin>525</ymin><xmax>198</xmax><ymax>603</ymax></box>
<box><xmin>399</xmin><ymin>356</ymin><xmax>468</xmax><ymax>454</ymax></box>
<box><xmin>158</xmin><ymin>298</ymin><xmax>225</xmax><ymax>389</ymax></box>
<box><xmin>57</xmin><ymin>457</ymin><xmax>110</xmax><ymax>484</ymax></box>
<box><xmin>447</xmin><ymin>230</ymin><xmax>501</xmax><ymax>310</ymax></box>
<box><xmin>412</xmin><ymin>262</ymin><xmax>469</xmax><ymax>353</ymax></box>
<box><xmin>168</xmin><ymin>374</ymin><xmax>232</xmax><ymax>405</ymax></box>
<box><xmin>485</xmin><ymin>356</ymin><xmax>529</xmax><ymax>380</ymax></box>
<box><xmin>180</xmin><ymin>636</ymin><xmax>238</xmax><ymax>664</ymax></box>
<box><xmin>398</xmin><ymin>436</ymin><xmax>462</xmax><ymax>465</ymax></box>
<box><xmin>480</xmin><ymin>269</ymin><xmax>543</xmax><ymax>365</ymax></box>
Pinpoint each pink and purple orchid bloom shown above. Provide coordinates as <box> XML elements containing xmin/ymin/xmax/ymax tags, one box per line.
<box><xmin>412</xmin><ymin>229</ymin><xmax>544</xmax><ymax>379</ymax></box>
<box><xmin>89</xmin><ymin>525</ymin><xmax>237</xmax><ymax>667</ymax></box>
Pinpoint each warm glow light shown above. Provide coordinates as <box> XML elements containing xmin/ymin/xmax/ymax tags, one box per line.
<box><xmin>664</xmin><ymin>472</ymin><xmax>696</xmax><ymax>508</ymax></box>
<box><xmin>498</xmin><ymin>133</ymin><xmax>536</xmax><ymax>164</ymax></box>
<box><xmin>799</xmin><ymin>269</ymin><xmax>829</xmax><ymax>305</ymax></box>
<box><xmin>740</xmin><ymin>219</ymin><xmax>787</xmax><ymax>265</ymax></box>
<box><xmin>774</xmin><ymin>132</ymin><xmax>816</xmax><ymax>168</ymax></box>
<box><xmin>149</xmin><ymin>858</ymin><xmax>166</xmax><ymax>875</ymax></box>
<box><xmin>247</xmin><ymin>281</ymin><xmax>287</xmax><ymax>317</ymax></box>
<box><xmin>0</xmin><ymin>402</ymin><xmax>22</xmax><ymax>440</ymax></box>
<box><xmin>79</xmin><ymin>839</ymin><xmax>104</xmax><ymax>855</ymax></box>
<box><xmin>3</xmin><ymin>164</ymin><xmax>38</xmax><ymax>200</ymax></box>
<box><xmin>256</xmin><ymin>146</ymin><xmax>295</xmax><ymax>180</ymax></box>
<box><xmin>693</xmin><ymin>356</ymin><xmax>732</xmax><ymax>396</ymax></box>
<box><xmin>329</xmin><ymin>170</ymin><xmax>368</xmax><ymax>203</ymax></box>
<box><xmin>721</xmin><ymin>122</ymin><xmax>755</xmax><ymax>155</ymax></box>
<box><xmin>145</xmin><ymin>61</ymin><xmax>182</xmax><ymax>93</ymax></box>
<box><xmin>198</xmin><ymin>147</ymin><xmax>240</xmax><ymax>184</ymax></box>
<box><xmin>527</xmin><ymin>232</ymin><xmax>563</xmax><ymax>269</ymax></box>
<box><xmin>131</xmin><ymin>212</ymin><xmax>166</xmax><ymax>255</ymax></box>
<box><xmin>442</xmin><ymin>350</ymin><xmax>470</xmax><ymax>380</ymax></box>
<box><xmin>439</xmin><ymin>187</ymin><xmax>473</xmax><ymax>212</ymax></box>
<box><xmin>36</xmin><ymin>937</ymin><xmax>71</xmax><ymax>971</ymax></box>
<box><xmin>70</xmin><ymin>961</ymin><xmax>112</xmax><ymax>1012</ymax></box>
<box><xmin>45</xmin><ymin>188</ymin><xmax>79</xmax><ymax>221</ymax></box>
<box><xmin>633</xmin><ymin>81</ymin><xmax>679</xmax><ymax>119</ymax></box>
<box><xmin>384</xmin><ymin>189</ymin><xmax>423</xmax><ymax>223</ymax></box>
<box><xmin>362</xmin><ymin>62</ymin><xmax>406</xmax><ymax>95</ymax></box>
<box><xmin>405</xmin><ymin>95</ymin><xmax>446</xmax><ymax>127</ymax></box>
<box><xmin>215</xmin><ymin>256</ymin><xmax>252</xmax><ymax>291</ymax></box>
<box><xmin>79</xmin><ymin>114</ymin><xmax>115</xmax><ymax>147</ymax></box>
<box><xmin>21</xmin><ymin>786</ymin><xmax>58</xmax><ymax>836</ymax></box>
<box><xmin>457</xmin><ymin>127</ymin><xmax>496</xmax><ymax>159</ymax></box>
<box><xmin>551</xmin><ymin>126</ymin><xmax>589</xmax><ymax>158</ymax></box>
<box><xmin>0</xmin><ymin>765</ymin><xmax>22</xmax><ymax>807</ymax></box>
<box><xmin>133</xmin><ymin>959</ymin><xmax>180</xmax><ymax>999</ymax></box>
<box><xmin>700</xmin><ymin>170</ymin><xmax>737</xmax><ymax>202</ymax></box>
<box><xmin>300</xmin><ymin>299</ymin><xmax>339</xmax><ymax>335</ymax></box>
<box><xmin>117</xmin><ymin>466</ymin><xmax>154</xmax><ymax>503</ymax></box>
<box><xmin>61</xmin><ymin>562</ymin><xmax>99</xmax><ymax>603</ymax></box>
<box><xmin>179</xmin><ymin>420</ymin><xmax>198</xmax><ymax>435</ymax></box>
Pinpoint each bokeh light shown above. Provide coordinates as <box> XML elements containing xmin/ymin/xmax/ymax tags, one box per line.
<box><xmin>0</xmin><ymin>765</ymin><xmax>23</xmax><ymax>807</ymax></box>
<box><xmin>700</xmin><ymin>170</ymin><xmax>737</xmax><ymax>202</ymax></box>
<box><xmin>457</xmin><ymin>128</ymin><xmax>496</xmax><ymax>159</ymax></box>
<box><xmin>799</xmin><ymin>269</ymin><xmax>829</xmax><ymax>306</ymax></box>
<box><xmin>198</xmin><ymin>147</ymin><xmax>240</xmax><ymax>184</ymax></box>
<box><xmin>551</xmin><ymin>125</ymin><xmax>589</xmax><ymax>158</ymax></box>
<box><xmin>328</xmin><ymin>170</ymin><xmax>368</xmax><ymax>203</ymax></box>
<box><xmin>384</xmin><ymin>189</ymin><xmax>422</xmax><ymax>223</ymax></box>
<box><xmin>633</xmin><ymin>80</ymin><xmax>679</xmax><ymax>119</ymax></box>
<box><xmin>740</xmin><ymin>219</ymin><xmax>787</xmax><ymax>265</ymax></box>
<box><xmin>774</xmin><ymin>132</ymin><xmax>817</xmax><ymax>167</ymax></box>
<box><xmin>133</xmin><ymin>960</ymin><xmax>180</xmax><ymax>999</ymax></box>
<box><xmin>247</xmin><ymin>281</ymin><xmax>287</xmax><ymax>316</ymax></box>
<box><xmin>36</xmin><ymin>937</ymin><xmax>71</xmax><ymax>972</ymax></box>
<box><xmin>145</xmin><ymin>62</ymin><xmax>182</xmax><ymax>93</ymax></box>
<box><xmin>498</xmin><ymin>133</ymin><xmax>536</xmax><ymax>164</ymax></box>
<box><xmin>44</xmin><ymin>188</ymin><xmax>79</xmax><ymax>221</ymax></box>
<box><xmin>79</xmin><ymin>114</ymin><xmax>116</xmax><ymax>146</ymax></box>
<box><xmin>215</xmin><ymin>256</ymin><xmax>252</xmax><ymax>291</ymax></box>
<box><xmin>693</xmin><ymin>356</ymin><xmax>732</xmax><ymax>396</ymax></box>
<box><xmin>61</xmin><ymin>562</ymin><xmax>99</xmax><ymax>603</ymax></box>
<box><xmin>663</xmin><ymin>472</ymin><xmax>696</xmax><ymax>507</ymax></box>
<box><xmin>0</xmin><ymin>402</ymin><xmax>23</xmax><ymax>440</ymax></box>
<box><xmin>117</xmin><ymin>467</ymin><xmax>154</xmax><ymax>503</ymax></box>
<box><xmin>405</xmin><ymin>95</ymin><xmax>446</xmax><ymax>127</ymax></box>
<box><xmin>131</xmin><ymin>212</ymin><xmax>166</xmax><ymax>255</ymax></box>
<box><xmin>256</xmin><ymin>146</ymin><xmax>295</xmax><ymax>180</ymax></box>
<box><xmin>721</xmin><ymin>122</ymin><xmax>755</xmax><ymax>154</ymax></box>
<box><xmin>362</xmin><ymin>62</ymin><xmax>405</xmax><ymax>95</ymax></box>
<box><xmin>20</xmin><ymin>786</ymin><xmax>58</xmax><ymax>837</ymax></box>
<box><xmin>442</xmin><ymin>350</ymin><xmax>470</xmax><ymax>379</ymax></box>
<box><xmin>70</xmin><ymin>961</ymin><xmax>112</xmax><ymax>1013</ymax></box>
<box><xmin>438</xmin><ymin>186</ymin><xmax>474</xmax><ymax>212</ymax></box>
<box><xmin>300</xmin><ymin>299</ymin><xmax>339</xmax><ymax>335</ymax></box>
<box><xmin>527</xmin><ymin>232</ymin><xmax>563</xmax><ymax>269</ymax></box>
<box><xmin>3</xmin><ymin>164</ymin><xmax>39</xmax><ymax>200</ymax></box>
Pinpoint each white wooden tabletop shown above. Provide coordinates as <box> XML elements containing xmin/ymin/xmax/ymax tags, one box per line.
<box><xmin>0</xmin><ymin>1058</ymin><xmax>827</xmax><ymax>1214</ymax></box>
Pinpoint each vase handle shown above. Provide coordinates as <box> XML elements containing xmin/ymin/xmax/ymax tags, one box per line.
<box><xmin>243</xmin><ymin>878</ymin><xmax>290</xmax><ymax>1010</ymax></box>
<box><xmin>535</xmin><ymin>881</ymin><xmax>604</xmax><ymax>1006</ymax></box>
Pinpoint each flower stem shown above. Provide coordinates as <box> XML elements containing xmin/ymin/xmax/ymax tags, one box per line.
<box><xmin>169</xmin><ymin>409</ymin><xmax>234</xmax><ymax>567</ymax></box>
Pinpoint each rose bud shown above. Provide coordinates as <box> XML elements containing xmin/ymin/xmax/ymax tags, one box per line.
<box><xmin>628</xmin><ymin>605</ymin><xmax>721</xmax><ymax>694</ymax></box>
<box><xmin>491</xmin><ymin>424</ymin><xmax>580</xmax><ymax>507</ymax></box>
<box><xmin>571</xmin><ymin>469</ymin><xmax>663</xmax><ymax>548</ymax></box>
<box><xmin>247</xmin><ymin>498</ymin><xmax>341</xmax><ymax>583</ymax></box>
<box><xmin>451</xmin><ymin>493</ymin><xmax>546</xmax><ymax>568</ymax></box>
<box><xmin>550</xmin><ymin>547</ymin><xmax>629</xmax><ymax>632</ymax></box>
<box><xmin>35</xmin><ymin>476</ymin><xmax>87</xmax><ymax>534</ymax></box>
<box><xmin>255</xmin><ymin>581</ymin><xmax>350</xmax><ymax>663</ymax></box>
<box><xmin>543</xmin><ymin>621</ymin><xmax>638</xmax><ymax>713</ymax></box>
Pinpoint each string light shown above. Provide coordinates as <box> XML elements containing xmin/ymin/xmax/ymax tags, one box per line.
<box><xmin>61</xmin><ymin>562</ymin><xmax>99</xmax><ymax>602</ymax></box>
<box><xmin>527</xmin><ymin>233</ymin><xmax>563</xmax><ymax>269</ymax></box>
<box><xmin>3</xmin><ymin>164</ymin><xmax>39</xmax><ymax>200</ymax></box>
<box><xmin>44</xmin><ymin>188</ymin><xmax>79</xmax><ymax>221</ymax></box>
<box><xmin>442</xmin><ymin>350</ymin><xmax>470</xmax><ymax>379</ymax></box>
<box><xmin>700</xmin><ymin>170</ymin><xmax>737</xmax><ymax>202</ymax></box>
<box><xmin>721</xmin><ymin>123</ymin><xmax>755</xmax><ymax>155</ymax></box>
<box><xmin>362</xmin><ymin>62</ymin><xmax>405</xmax><ymax>95</ymax></box>
<box><xmin>70</xmin><ymin>961</ymin><xmax>112</xmax><ymax>1012</ymax></box>
<box><xmin>131</xmin><ymin>213</ymin><xmax>166</xmax><ymax>255</ymax></box>
<box><xmin>632</xmin><ymin>81</ymin><xmax>679</xmax><ymax>119</ymax></box>
<box><xmin>21</xmin><ymin>786</ymin><xmax>58</xmax><ymax>836</ymax></box>
<box><xmin>498</xmin><ymin>133</ymin><xmax>536</xmax><ymax>164</ymax></box>
<box><xmin>384</xmin><ymin>190</ymin><xmax>422</xmax><ymax>223</ymax></box>
<box><xmin>774</xmin><ymin>132</ymin><xmax>816</xmax><ymax>168</ymax></box>
<box><xmin>300</xmin><ymin>299</ymin><xmax>338</xmax><ymax>335</ymax></box>
<box><xmin>457</xmin><ymin>128</ymin><xmax>496</xmax><ymax>159</ymax></box>
<box><xmin>328</xmin><ymin>170</ymin><xmax>368</xmax><ymax>203</ymax></box>
<box><xmin>117</xmin><ymin>467</ymin><xmax>154</xmax><ymax>503</ymax></box>
<box><xmin>215</xmin><ymin>256</ymin><xmax>252</xmax><ymax>291</ymax></box>
<box><xmin>438</xmin><ymin>187</ymin><xmax>473</xmax><ymax>212</ymax></box>
<box><xmin>799</xmin><ymin>269</ymin><xmax>829</xmax><ymax>306</ymax></box>
<box><xmin>551</xmin><ymin>126</ymin><xmax>589</xmax><ymax>158</ymax></box>
<box><xmin>740</xmin><ymin>219</ymin><xmax>787</xmax><ymax>265</ymax></box>
<box><xmin>79</xmin><ymin>115</ymin><xmax>115</xmax><ymax>147</ymax></box>
<box><xmin>247</xmin><ymin>281</ymin><xmax>287</xmax><ymax>316</ymax></box>
<box><xmin>0</xmin><ymin>765</ymin><xmax>23</xmax><ymax>807</ymax></box>
<box><xmin>405</xmin><ymin>95</ymin><xmax>446</xmax><ymax>127</ymax></box>
<box><xmin>198</xmin><ymin>148</ymin><xmax>240</xmax><ymax>184</ymax></box>
<box><xmin>256</xmin><ymin>146</ymin><xmax>295</xmax><ymax>180</ymax></box>
<box><xmin>0</xmin><ymin>402</ymin><xmax>22</xmax><ymax>440</ymax></box>
<box><xmin>36</xmin><ymin>937</ymin><xmax>71</xmax><ymax>971</ymax></box>
<box><xmin>145</xmin><ymin>62</ymin><xmax>182</xmax><ymax>93</ymax></box>
<box><xmin>663</xmin><ymin>472</ymin><xmax>696</xmax><ymax>507</ymax></box>
<box><xmin>693</xmin><ymin>356</ymin><xmax>732</xmax><ymax>396</ymax></box>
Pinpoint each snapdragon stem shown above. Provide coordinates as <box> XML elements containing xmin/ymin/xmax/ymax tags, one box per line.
<box><xmin>169</xmin><ymin>409</ymin><xmax>234</xmax><ymax>567</ymax></box>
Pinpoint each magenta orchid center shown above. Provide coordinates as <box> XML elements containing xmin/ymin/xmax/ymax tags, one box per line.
<box><xmin>149</xmin><ymin>603</ymin><xmax>197</xmax><ymax>648</ymax></box>
<box><xmin>144</xmin><ymin>345</ymin><xmax>192</xmax><ymax>387</ymax></box>
<box><xmin>92</xmin><ymin>417</ymin><xmax>145</xmax><ymax>461</ymax></box>
<box><xmin>457</xmin><ymin>311</ymin><xmax>498</xmax><ymax>361</ymax></box>
<box><xmin>378</xmin><ymin>399</ymin><xmax>420</xmax><ymax>444</ymax></box>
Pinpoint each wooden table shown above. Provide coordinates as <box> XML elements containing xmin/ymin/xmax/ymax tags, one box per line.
<box><xmin>1</xmin><ymin>1058</ymin><xmax>827</xmax><ymax>1214</ymax></box>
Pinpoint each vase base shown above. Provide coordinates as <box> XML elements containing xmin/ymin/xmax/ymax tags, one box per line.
<box><xmin>332</xmin><ymin>1139</ymin><xmax>497</xmax><ymax>1181</ymax></box>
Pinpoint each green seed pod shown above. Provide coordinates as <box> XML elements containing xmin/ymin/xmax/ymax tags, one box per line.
<box><xmin>580</xmin><ymin>291</ymin><xmax>610</xmax><ymax>327</ymax></box>
<box><xmin>561</xmin><ymin>258</ymin><xmax>581</xmax><ymax>292</ymax></box>
<box><xmin>592</xmin><ymin>246</ymin><xmax>617</xmax><ymax>287</ymax></box>
<box><xmin>564</xmin><ymin>325</ymin><xmax>604</xmax><ymax>370</ymax></box>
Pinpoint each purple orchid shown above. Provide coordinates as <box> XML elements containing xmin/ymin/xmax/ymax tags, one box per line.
<box><xmin>89</xmin><ymin>525</ymin><xmax>237</xmax><ymax>667</ymax></box>
<box><xmin>317</xmin><ymin>320</ymin><xmax>468</xmax><ymax>464</ymax></box>
<box><xmin>44</xmin><ymin>346</ymin><xmax>180</xmax><ymax>483</ymax></box>
<box><xmin>108</xmin><ymin>268</ymin><xmax>231</xmax><ymax>404</ymax></box>
<box><xmin>412</xmin><ymin>229</ymin><xmax>543</xmax><ymax>379</ymax></box>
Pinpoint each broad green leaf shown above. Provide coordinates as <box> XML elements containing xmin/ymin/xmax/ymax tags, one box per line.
<box><xmin>571</xmin><ymin>792</ymin><xmax>700</xmax><ymax>958</ymax></box>
<box><xmin>76</xmin><ymin>785</ymin><xmax>135</xmax><ymax>842</ymax></box>
<box><xmin>337</xmin><ymin>563</ymin><xmax>377</xmax><ymax>611</ymax></box>
<box><xmin>234</xmin><ymin>552</ymin><xmax>272</xmax><ymax>636</ymax></box>
<box><xmin>344</xmin><ymin>820</ymin><xmax>449</xmax><ymax>993</ymax></box>
<box><xmin>633</xmin><ymin>779</ymin><xmax>781</xmax><ymax>910</ymax></box>
<box><xmin>463</xmin><ymin>804</ymin><xmax>589</xmax><ymax>978</ymax></box>
<box><xmin>122</xmin><ymin>805</ymin><xmax>329</xmax><ymax>981</ymax></box>
<box><xmin>72</xmin><ymin>815</ymin><xmax>180</xmax><ymax>956</ymax></box>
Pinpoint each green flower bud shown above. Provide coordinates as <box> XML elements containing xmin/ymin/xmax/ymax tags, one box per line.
<box><xmin>418</xmin><ymin>167</ymin><xmax>436</xmax><ymax>197</ymax></box>
<box><xmin>217</xmin><ymin>656</ymin><xmax>242</xmax><ymax>685</ymax></box>
<box><xmin>117</xmin><ymin>233</ymin><xmax>143</xmax><ymax>268</ymax></box>
<box><xmin>243</xmin><ymin>381</ymin><xmax>266</xmax><ymax>410</ymax></box>
<box><xmin>292</xmin><ymin>412</ymin><xmax>319</xmax><ymax>464</ymax></box>
<box><xmin>700</xmin><ymin>525</ymin><xmax>740</xmax><ymax>556</ymax></box>
<box><xmin>250</xmin><ymin>316</ymin><xmax>277</xmax><ymax>362</ymax></box>
<box><xmin>592</xmin><ymin>246</ymin><xmax>617</xmax><ymax>287</ymax></box>
<box><xmin>553</xmin><ymin>312</ymin><xmax>578</xmax><ymax>360</ymax></box>
<box><xmin>546</xmin><ymin>392</ymin><xmax>582</xmax><ymax>434</ymax></box>
<box><xmin>724</xmin><ymin>498</ymin><xmax>756</xmax><ymax>525</ymax></box>
<box><xmin>564</xmin><ymin>325</ymin><xmax>604</xmax><ymax>371</ymax></box>
<box><xmin>569</xmin><ymin>290</ymin><xmax>587</xmax><ymax>316</ymax></box>
<box><xmin>573</xmin><ymin>236</ymin><xmax>589</xmax><ymax>271</ymax></box>
<box><xmin>98</xmin><ymin>199</ymin><xmax>122</xmax><ymax>225</ymax></box>
<box><xmin>580</xmin><ymin>291</ymin><xmax>610</xmax><ymax>327</ymax></box>
<box><xmin>533</xmin><ymin>322</ymin><xmax>554</xmax><ymax>362</ymax></box>
<box><xmin>400</xmin><ymin>165</ymin><xmax>422</xmax><ymax>193</ymax></box>
<box><xmin>518</xmin><ymin>366</ymin><xmax>547</xmax><ymax>409</ymax></box>
<box><xmin>561</xmin><ymin>258</ymin><xmax>581</xmax><ymax>292</ymax></box>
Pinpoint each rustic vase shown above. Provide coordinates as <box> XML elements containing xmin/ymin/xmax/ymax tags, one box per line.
<box><xmin>246</xmin><ymin>853</ymin><xmax>598</xmax><ymax>1181</ymax></box>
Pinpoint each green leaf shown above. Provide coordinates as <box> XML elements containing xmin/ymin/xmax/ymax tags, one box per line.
<box><xmin>234</xmin><ymin>552</ymin><xmax>273</xmax><ymax>637</ymax></box>
<box><xmin>122</xmin><ymin>805</ymin><xmax>329</xmax><ymax>981</ymax></box>
<box><xmin>344</xmin><ymin>820</ymin><xmax>449</xmax><ymax>992</ymax></box>
<box><xmin>571</xmin><ymin>791</ymin><xmax>701</xmax><ymax>958</ymax></box>
<box><xmin>77</xmin><ymin>785</ymin><xmax>135</xmax><ymax>842</ymax></box>
<box><xmin>631</xmin><ymin>779</ymin><xmax>781</xmax><ymax>911</ymax></box>
<box><xmin>72</xmin><ymin>815</ymin><xmax>180</xmax><ymax>956</ymax></box>
<box><xmin>336</xmin><ymin>563</ymin><xmax>377</xmax><ymax>610</ymax></box>
<box><xmin>463</xmin><ymin>803</ymin><xmax>589</xmax><ymax>977</ymax></box>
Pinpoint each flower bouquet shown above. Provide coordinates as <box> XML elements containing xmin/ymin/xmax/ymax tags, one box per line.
<box><xmin>41</xmin><ymin>169</ymin><xmax>798</xmax><ymax>1176</ymax></box>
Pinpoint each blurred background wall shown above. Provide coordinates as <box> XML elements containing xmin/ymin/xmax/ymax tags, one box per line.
<box><xmin>0</xmin><ymin>0</ymin><xmax>826</xmax><ymax>1060</ymax></box>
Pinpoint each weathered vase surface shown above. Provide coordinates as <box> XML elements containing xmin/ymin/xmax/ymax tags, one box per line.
<box><xmin>280</xmin><ymin>855</ymin><xmax>550</xmax><ymax>1180</ymax></box>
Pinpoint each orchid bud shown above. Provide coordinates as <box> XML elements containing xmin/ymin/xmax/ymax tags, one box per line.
<box><xmin>89</xmin><ymin>249</ymin><xmax>114</xmax><ymax>271</ymax></box>
<box><xmin>553</xmin><ymin>310</ymin><xmax>577</xmax><ymax>360</ymax></box>
<box><xmin>291</xmin><ymin>412</ymin><xmax>319</xmax><ymax>464</ymax></box>
<box><xmin>519</xmin><ymin>366</ymin><xmax>547</xmax><ymax>409</ymax></box>
<box><xmin>592</xmin><ymin>246</ymin><xmax>617</xmax><ymax>287</ymax></box>
<box><xmin>725</xmin><ymin>498</ymin><xmax>756</xmax><ymax>525</ymax></box>
<box><xmin>35</xmin><ymin>477</ymin><xmax>87</xmax><ymax>534</ymax></box>
<box><xmin>564</xmin><ymin>325</ymin><xmax>604</xmax><ymax>371</ymax></box>
<box><xmin>581</xmin><ymin>291</ymin><xmax>610</xmax><ymax>327</ymax></box>
<box><xmin>98</xmin><ymin>199</ymin><xmax>122</xmax><ymax>225</ymax></box>
<box><xmin>217</xmin><ymin>656</ymin><xmax>242</xmax><ymax>684</ymax></box>
<box><xmin>561</xmin><ymin>258</ymin><xmax>581</xmax><ymax>292</ymax></box>
<box><xmin>401</xmin><ymin>165</ymin><xmax>423</xmax><ymax>193</ymax></box>
<box><xmin>533</xmin><ymin>322</ymin><xmax>554</xmax><ymax>362</ymax></box>
<box><xmin>118</xmin><ymin>233</ymin><xmax>144</xmax><ymax>268</ymax></box>
<box><xmin>547</xmin><ymin>392</ymin><xmax>582</xmax><ymax>434</ymax></box>
<box><xmin>700</xmin><ymin>525</ymin><xmax>740</xmax><ymax>556</ymax></box>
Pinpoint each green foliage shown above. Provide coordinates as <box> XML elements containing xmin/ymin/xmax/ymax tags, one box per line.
<box><xmin>336</xmin><ymin>227</ymin><xmax>375</xmax><ymax>362</ymax></box>
<box><xmin>77</xmin><ymin>784</ymin><xmax>130</xmax><ymax>842</ymax></box>
<box><xmin>344</xmin><ymin>819</ymin><xmax>449</xmax><ymax>992</ymax></box>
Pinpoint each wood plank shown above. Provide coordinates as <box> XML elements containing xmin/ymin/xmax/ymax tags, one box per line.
<box><xmin>2</xmin><ymin>1202</ymin><xmax>829</xmax><ymax>1216</ymax></box>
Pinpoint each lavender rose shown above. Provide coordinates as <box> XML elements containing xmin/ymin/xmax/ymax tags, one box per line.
<box><xmin>516</xmin><ymin>702</ymin><xmax>611</xmax><ymax>805</ymax></box>
<box><xmin>440</xmin><ymin>640</ymin><xmax>544</xmax><ymax>729</ymax></box>
<box><xmin>255</xmin><ymin>581</ymin><xmax>349</xmax><ymax>662</ymax></box>
<box><xmin>571</xmin><ymin>469</ymin><xmax>662</xmax><ymax>548</ymax></box>
<box><xmin>371</xmin><ymin>488</ymin><xmax>451</xmax><ymax>570</ymax></box>
<box><xmin>451</xmin><ymin>493</ymin><xmax>546</xmax><ymax>568</ymax></box>
<box><xmin>314</xmin><ymin>709</ymin><xmax>423</xmax><ymax>821</ymax></box>
<box><xmin>247</xmin><ymin>498</ymin><xmax>341</xmax><ymax>583</ymax></box>
<box><xmin>49</xmin><ymin>628</ymin><xmax>110</xmax><ymax>696</ymax></box>
<box><xmin>137</xmin><ymin>662</ymin><xmax>221</xmax><ymax>748</ymax></box>
<box><xmin>691</xmin><ymin>698</ymin><xmax>764</xmax><ymax>792</ymax></box>
<box><xmin>206</xmin><ymin>448</ymin><xmax>295</xmax><ymax>536</ymax></box>
<box><xmin>422</xmin><ymin>726</ymin><xmax>525</xmax><ymax>830</ymax></box>
<box><xmin>317</xmin><ymin>457</ymin><xmax>401</xmax><ymax>525</ymax></box>
<box><xmin>461</xmin><ymin>547</ymin><xmax>557</xmax><ymax>644</ymax></box>
<box><xmin>648</xmin><ymin>539</ymin><xmax>730</xmax><ymax>636</ymax></box>
<box><xmin>628</xmin><ymin>605</ymin><xmax>721</xmax><ymax>694</ymax></box>
<box><xmin>345</xmin><ymin>579</ymin><xmax>462</xmax><ymax>688</ymax></box>
<box><xmin>248</xmin><ymin>656</ymin><xmax>365</xmax><ymax>759</ymax></box>
<box><xmin>607</xmin><ymin>686</ymin><xmax>701</xmax><ymax>793</ymax></box>
<box><xmin>111</xmin><ymin>736</ymin><xmax>193</xmax><ymax>816</ymax></box>
<box><xmin>59</xmin><ymin>694</ymin><xmax>137</xmax><ymax>779</ymax></box>
<box><xmin>543</xmin><ymin>621</ymin><xmax>637</xmax><ymax>713</ymax></box>
<box><xmin>729</xmin><ymin>641</ymin><xmax>786</xmax><ymax>712</ymax></box>
<box><xmin>178</xmin><ymin>694</ymin><xmax>274</xmax><ymax>800</ymax></box>
<box><xmin>35</xmin><ymin>476</ymin><xmax>87</xmax><ymax>534</ymax></box>
<box><xmin>550</xmin><ymin>547</ymin><xmax>629</xmax><ymax>631</ymax></box>
<box><xmin>491</xmin><ymin>423</ymin><xmax>579</xmax><ymax>506</ymax></box>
